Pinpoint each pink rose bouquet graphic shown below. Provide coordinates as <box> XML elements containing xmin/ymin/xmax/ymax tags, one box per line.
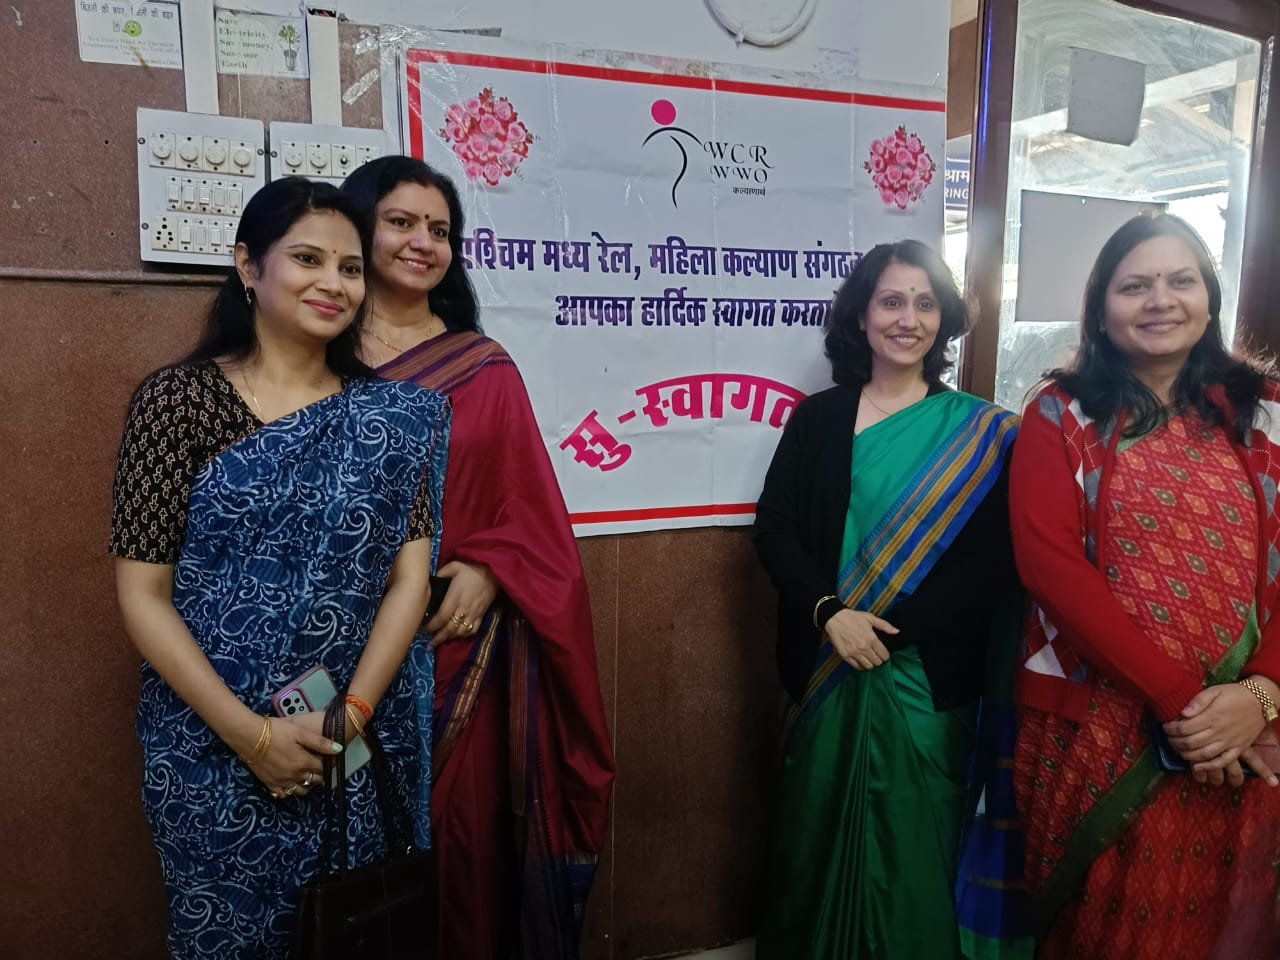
<box><xmin>439</xmin><ymin>88</ymin><xmax>534</xmax><ymax>186</ymax></box>
<box><xmin>864</xmin><ymin>126</ymin><xmax>936</xmax><ymax>210</ymax></box>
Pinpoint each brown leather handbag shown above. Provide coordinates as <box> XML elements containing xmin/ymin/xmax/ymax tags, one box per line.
<box><xmin>292</xmin><ymin>697</ymin><xmax>434</xmax><ymax>960</ymax></box>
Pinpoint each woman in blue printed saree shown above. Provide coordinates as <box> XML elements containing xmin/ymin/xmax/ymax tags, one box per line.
<box><xmin>753</xmin><ymin>241</ymin><xmax>1020</xmax><ymax>958</ymax></box>
<box><xmin>110</xmin><ymin>178</ymin><xmax>449</xmax><ymax>960</ymax></box>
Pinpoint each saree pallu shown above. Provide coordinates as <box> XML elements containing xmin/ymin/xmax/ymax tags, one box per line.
<box><xmin>1016</xmin><ymin>415</ymin><xmax>1280</xmax><ymax>960</ymax></box>
<box><xmin>378</xmin><ymin>332</ymin><xmax>614</xmax><ymax>959</ymax></box>
<box><xmin>757</xmin><ymin>392</ymin><xmax>1017</xmax><ymax>959</ymax></box>
<box><xmin>140</xmin><ymin>379</ymin><xmax>449</xmax><ymax>960</ymax></box>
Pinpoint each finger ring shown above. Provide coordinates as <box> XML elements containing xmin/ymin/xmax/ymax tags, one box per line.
<box><xmin>461</xmin><ymin>620</ymin><xmax>473</xmax><ymax>632</ymax></box>
<box><xmin>284</xmin><ymin>783</ymin><xmax>297</xmax><ymax>796</ymax></box>
<box><xmin>303</xmin><ymin>773</ymin><xmax>314</xmax><ymax>787</ymax></box>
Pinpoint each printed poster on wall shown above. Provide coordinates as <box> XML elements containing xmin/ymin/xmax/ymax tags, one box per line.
<box><xmin>75</xmin><ymin>0</ymin><xmax>182</xmax><ymax>69</ymax></box>
<box><xmin>398</xmin><ymin>43</ymin><xmax>945</xmax><ymax>536</ymax></box>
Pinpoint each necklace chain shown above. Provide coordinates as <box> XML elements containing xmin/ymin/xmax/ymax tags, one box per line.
<box><xmin>367</xmin><ymin>314</ymin><xmax>445</xmax><ymax>355</ymax></box>
<box><xmin>861</xmin><ymin>386</ymin><xmax>924</xmax><ymax>418</ymax></box>
<box><xmin>237</xmin><ymin>363</ymin><xmax>335</xmax><ymax>421</ymax></box>
<box><xmin>241</xmin><ymin>366</ymin><xmax>264</xmax><ymax>419</ymax></box>
<box><xmin>367</xmin><ymin>327</ymin><xmax>406</xmax><ymax>354</ymax></box>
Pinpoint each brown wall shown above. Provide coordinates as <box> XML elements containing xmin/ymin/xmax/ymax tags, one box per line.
<box><xmin>0</xmin><ymin>7</ymin><xmax>779</xmax><ymax>959</ymax></box>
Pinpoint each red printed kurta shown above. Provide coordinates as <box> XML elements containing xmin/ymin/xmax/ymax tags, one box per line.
<box><xmin>1015</xmin><ymin>415</ymin><xmax>1280</xmax><ymax>959</ymax></box>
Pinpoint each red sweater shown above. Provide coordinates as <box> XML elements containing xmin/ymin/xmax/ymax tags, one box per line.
<box><xmin>1010</xmin><ymin>386</ymin><xmax>1280</xmax><ymax>722</ymax></box>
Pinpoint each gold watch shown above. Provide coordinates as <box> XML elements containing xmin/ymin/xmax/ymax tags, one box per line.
<box><xmin>1239</xmin><ymin>677</ymin><xmax>1280</xmax><ymax>723</ymax></box>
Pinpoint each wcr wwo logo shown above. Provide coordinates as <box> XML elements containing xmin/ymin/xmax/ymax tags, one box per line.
<box><xmin>642</xmin><ymin>99</ymin><xmax>774</xmax><ymax>207</ymax></box>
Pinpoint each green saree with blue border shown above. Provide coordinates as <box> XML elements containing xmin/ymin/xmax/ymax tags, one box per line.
<box><xmin>757</xmin><ymin>392</ymin><xmax>1018</xmax><ymax>959</ymax></box>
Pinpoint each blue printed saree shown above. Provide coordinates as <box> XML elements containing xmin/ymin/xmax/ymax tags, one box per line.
<box><xmin>138</xmin><ymin>378</ymin><xmax>449</xmax><ymax>960</ymax></box>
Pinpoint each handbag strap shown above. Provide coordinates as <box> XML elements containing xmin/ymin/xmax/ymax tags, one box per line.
<box><xmin>315</xmin><ymin>693</ymin><xmax>418</xmax><ymax>879</ymax></box>
<box><xmin>361</xmin><ymin>716</ymin><xmax>417</xmax><ymax>855</ymax></box>
<box><xmin>318</xmin><ymin>698</ymin><xmax>350</xmax><ymax>876</ymax></box>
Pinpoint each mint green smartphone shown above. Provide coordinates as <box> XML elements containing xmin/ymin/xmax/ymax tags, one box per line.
<box><xmin>270</xmin><ymin>665</ymin><xmax>372</xmax><ymax>779</ymax></box>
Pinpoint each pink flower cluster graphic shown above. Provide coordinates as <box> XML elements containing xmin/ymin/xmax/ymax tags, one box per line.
<box><xmin>864</xmin><ymin>127</ymin><xmax>936</xmax><ymax>210</ymax></box>
<box><xmin>439</xmin><ymin>88</ymin><xmax>534</xmax><ymax>186</ymax></box>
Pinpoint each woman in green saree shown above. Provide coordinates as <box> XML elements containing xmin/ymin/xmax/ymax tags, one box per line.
<box><xmin>753</xmin><ymin>240</ymin><xmax>1020</xmax><ymax>958</ymax></box>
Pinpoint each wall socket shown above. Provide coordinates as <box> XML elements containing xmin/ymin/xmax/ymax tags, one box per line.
<box><xmin>150</xmin><ymin>216</ymin><xmax>177</xmax><ymax>251</ymax></box>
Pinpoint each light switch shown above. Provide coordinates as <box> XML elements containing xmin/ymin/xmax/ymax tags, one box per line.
<box><xmin>213</xmin><ymin>184</ymin><xmax>226</xmax><ymax>210</ymax></box>
<box><xmin>181</xmin><ymin>179</ymin><xmax>196</xmax><ymax>207</ymax></box>
<box><xmin>210</xmin><ymin>223</ymin><xmax>222</xmax><ymax>247</ymax></box>
<box><xmin>203</xmin><ymin>138</ymin><xmax>228</xmax><ymax>171</ymax></box>
<box><xmin>194</xmin><ymin>221</ymin><xmax>208</xmax><ymax>251</ymax></box>
<box><xmin>177</xmin><ymin>137</ymin><xmax>201</xmax><ymax>169</ymax></box>
<box><xmin>198</xmin><ymin>181</ymin><xmax>212</xmax><ymax>207</ymax></box>
<box><xmin>166</xmin><ymin>177</ymin><xmax>181</xmax><ymax>207</ymax></box>
<box><xmin>333</xmin><ymin>144</ymin><xmax>355</xmax><ymax>175</ymax></box>
<box><xmin>307</xmin><ymin>143</ymin><xmax>332</xmax><ymax>177</ymax></box>
<box><xmin>231</xmin><ymin>143</ymin><xmax>255</xmax><ymax>174</ymax></box>
<box><xmin>179</xmin><ymin>220</ymin><xmax>193</xmax><ymax>245</ymax></box>
<box><xmin>150</xmin><ymin>133</ymin><xmax>176</xmax><ymax>168</ymax></box>
<box><xmin>228</xmin><ymin>185</ymin><xmax>242</xmax><ymax>211</ymax></box>
<box><xmin>281</xmin><ymin>141</ymin><xmax>305</xmax><ymax>173</ymax></box>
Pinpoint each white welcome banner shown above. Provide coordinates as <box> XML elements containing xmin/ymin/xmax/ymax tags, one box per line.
<box><xmin>397</xmin><ymin>42</ymin><xmax>945</xmax><ymax>535</ymax></box>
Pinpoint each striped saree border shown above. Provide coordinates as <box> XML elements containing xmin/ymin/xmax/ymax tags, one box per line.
<box><xmin>377</xmin><ymin>331</ymin><xmax>514</xmax><ymax>396</ymax></box>
<box><xmin>789</xmin><ymin>406</ymin><xmax>1017</xmax><ymax>737</ymax></box>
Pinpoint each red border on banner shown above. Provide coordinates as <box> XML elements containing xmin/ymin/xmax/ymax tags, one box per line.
<box><xmin>404</xmin><ymin>48</ymin><xmax>946</xmax><ymax>161</ymax></box>
<box><xmin>569</xmin><ymin>502</ymin><xmax>756</xmax><ymax>525</ymax></box>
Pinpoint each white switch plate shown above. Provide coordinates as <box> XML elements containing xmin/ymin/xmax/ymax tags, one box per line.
<box><xmin>138</xmin><ymin>108</ymin><xmax>265</xmax><ymax>266</ymax></box>
<box><xmin>268</xmin><ymin>122</ymin><xmax>392</xmax><ymax>186</ymax></box>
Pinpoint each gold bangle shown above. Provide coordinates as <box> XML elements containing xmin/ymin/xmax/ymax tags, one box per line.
<box><xmin>813</xmin><ymin>594</ymin><xmax>840</xmax><ymax>629</ymax></box>
<box><xmin>238</xmin><ymin>715</ymin><xmax>272</xmax><ymax>765</ymax></box>
<box><xmin>344</xmin><ymin>704</ymin><xmax>366</xmax><ymax>738</ymax></box>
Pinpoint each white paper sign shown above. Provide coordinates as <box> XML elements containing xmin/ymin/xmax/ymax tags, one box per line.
<box><xmin>215</xmin><ymin>9</ymin><xmax>309</xmax><ymax>78</ymax></box>
<box><xmin>400</xmin><ymin>43</ymin><xmax>945</xmax><ymax>535</ymax></box>
<box><xmin>75</xmin><ymin>0</ymin><xmax>182</xmax><ymax>69</ymax></box>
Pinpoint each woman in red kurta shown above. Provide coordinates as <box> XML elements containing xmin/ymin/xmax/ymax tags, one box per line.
<box><xmin>1009</xmin><ymin>213</ymin><xmax>1280</xmax><ymax>959</ymax></box>
<box><xmin>342</xmin><ymin>156</ymin><xmax>615</xmax><ymax>959</ymax></box>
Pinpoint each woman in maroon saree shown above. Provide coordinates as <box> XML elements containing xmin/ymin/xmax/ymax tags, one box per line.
<box><xmin>342</xmin><ymin>156</ymin><xmax>615</xmax><ymax>958</ymax></box>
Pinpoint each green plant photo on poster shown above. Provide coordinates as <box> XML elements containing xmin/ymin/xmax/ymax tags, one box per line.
<box><xmin>278</xmin><ymin>22</ymin><xmax>300</xmax><ymax>71</ymax></box>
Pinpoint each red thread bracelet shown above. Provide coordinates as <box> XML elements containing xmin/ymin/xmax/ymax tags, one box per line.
<box><xmin>344</xmin><ymin>694</ymin><xmax>374</xmax><ymax>723</ymax></box>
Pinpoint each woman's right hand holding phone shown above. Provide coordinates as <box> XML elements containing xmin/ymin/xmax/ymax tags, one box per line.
<box><xmin>230</xmin><ymin>711</ymin><xmax>340</xmax><ymax>799</ymax></box>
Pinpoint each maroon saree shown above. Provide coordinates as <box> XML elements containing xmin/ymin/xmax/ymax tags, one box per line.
<box><xmin>379</xmin><ymin>331</ymin><xmax>615</xmax><ymax>959</ymax></box>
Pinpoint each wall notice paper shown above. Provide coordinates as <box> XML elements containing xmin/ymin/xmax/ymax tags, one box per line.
<box><xmin>215</xmin><ymin>9</ymin><xmax>309</xmax><ymax>78</ymax></box>
<box><xmin>75</xmin><ymin>0</ymin><xmax>182</xmax><ymax>69</ymax></box>
<box><xmin>397</xmin><ymin>40</ymin><xmax>945</xmax><ymax>535</ymax></box>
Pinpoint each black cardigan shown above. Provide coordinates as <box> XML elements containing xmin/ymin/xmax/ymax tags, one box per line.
<box><xmin>753</xmin><ymin>383</ymin><xmax>1016</xmax><ymax>709</ymax></box>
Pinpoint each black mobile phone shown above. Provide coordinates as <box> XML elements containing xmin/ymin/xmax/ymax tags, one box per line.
<box><xmin>426</xmin><ymin>575</ymin><xmax>451</xmax><ymax>616</ymax></box>
<box><xmin>1147</xmin><ymin>714</ymin><xmax>1190</xmax><ymax>773</ymax></box>
<box><xmin>1147</xmin><ymin>713</ymin><xmax>1257</xmax><ymax>778</ymax></box>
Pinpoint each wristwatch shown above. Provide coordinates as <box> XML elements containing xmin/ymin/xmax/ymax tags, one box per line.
<box><xmin>1240</xmin><ymin>677</ymin><xmax>1280</xmax><ymax>723</ymax></box>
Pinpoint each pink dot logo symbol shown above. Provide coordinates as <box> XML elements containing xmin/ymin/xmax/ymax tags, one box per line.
<box><xmin>651</xmin><ymin>99</ymin><xmax>677</xmax><ymax>127</ymax></box>
<box><xmin>643</xmin><ymin>98</ymin><xmax>702</xmax><ymax>209</ymax></box>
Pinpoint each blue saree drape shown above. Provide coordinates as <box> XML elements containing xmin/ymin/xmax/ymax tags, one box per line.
<box><xmin>138</xmin><ymin>378</ymin><xmax>449</xmax><ymax>960</ymax></box>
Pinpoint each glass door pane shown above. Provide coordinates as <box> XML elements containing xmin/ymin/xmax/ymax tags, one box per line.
<box><xmin>993</xmin><ymin>0</ymin><xmax>1261</xmax><ymax>411</ymax></box>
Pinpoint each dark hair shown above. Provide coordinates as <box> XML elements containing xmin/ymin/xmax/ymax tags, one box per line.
<box><xmin>824</xmin><ymin>239</ymin><xmax>968</xmax><ymax>388</ymax></box>
<box><xmin>1048</xmin><ymin>213</ymin><xmax>1272</xmax><ymax>437</ymax></box>
<box><xmin>181</xmin><ymin>176</ymin><xmax>373</xmax><ymax>378</ymax></box>
<box><xmin>339</xmin><ymin>155</ymin><xmax>481</xmax><ymax>333</ymax></box>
